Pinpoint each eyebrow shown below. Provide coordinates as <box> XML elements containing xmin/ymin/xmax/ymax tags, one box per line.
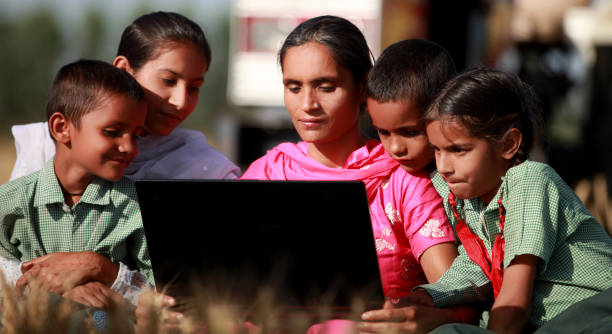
<box><xmin>283</xmin><ymin>76</ymin><xmax>338</xmax><ymax>86</ymax></box>
<box><xmin>160</xmin><ymin>69</ymin><xmax>204</xmax><ymax>82</ymax></box>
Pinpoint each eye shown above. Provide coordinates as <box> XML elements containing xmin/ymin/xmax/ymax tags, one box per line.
<box><xmin>399</xmin><ymin>129</ymin><xmax>420</xmax><ymax>137</ymax></box>
<box><xmin>103</xmin><ymin>129</ymin><xmax>121</xmax><ymax>137</ymax></box>
<box><xmin>188</xmin><ymin>85</ymin><xmax>201</xmax><ymax>93</ymax></box>
<box><xmin>162</xmin><ymin>78</ymin><xmax>177</xmax><ymax>86</ymax></box>
<box><xmin>376</xmin><ymin>128</ymin><xmax>390</xmax><ymax>136</ymax></box>
<box><xmin>319</xmin><ymin>85</ymin><xmax>336</xmax><ymax>93</ymax></box>
<box><xmin>286</xmin><ymin>85</ymin><xmax>300</xmax><ymax>93</ymax></box>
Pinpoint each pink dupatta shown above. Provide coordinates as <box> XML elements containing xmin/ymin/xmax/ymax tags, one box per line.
<box><xmin>241</xmin><ymin>140</ymin><xmax>399</xmax><ymax>201</ymax></box>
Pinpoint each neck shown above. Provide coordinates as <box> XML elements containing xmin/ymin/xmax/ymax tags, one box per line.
<box><xmin>307</xmin><ymin>124</ymin><xmax>366</xmax><ymax>168</ymax></box>
<box><xmin>53</xmin><ymin>153</ymin><xmax>94</xmax><ymax>206</ymax></box>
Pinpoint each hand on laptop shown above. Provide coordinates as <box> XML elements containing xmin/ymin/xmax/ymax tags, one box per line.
<box><xmin>358</xmin><ymin>290</ymin><xmax>456</xmax><ymax>334</ymax></box>
<box><xmin>17</xmin><ymin>251</ymin><xmax>119</xmax><ymax>294</ymax></box>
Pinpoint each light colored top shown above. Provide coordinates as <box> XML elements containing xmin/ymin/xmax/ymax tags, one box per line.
<box><xmin>242</xmin><ymin>140</ymin><xmax>455</xmax><ymax>299</ymax></box>
<box><xmin>0</xmin><ymin>159</ymin><xmax>154</xmax><ymax>304</ymax></box>
<box><xmin>421</xmin><ymin>160</ymin><xmax>612</xmax><ymax>326</ymax></box>
<box><xmin>9</xmin><ymin>122</ymin><xmax>241</xmax><ymax>181</ymax></box>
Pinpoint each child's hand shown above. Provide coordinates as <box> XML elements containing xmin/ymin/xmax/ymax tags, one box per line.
<box><xmin>17</xmin><ymin>251</ymin><xmax>119</xmax><ymax>294</ymax></box>
<box><xmin>359</xmin><ymin>304</ymin><xmax>459</xmax><ymax>334</ymax></box>
<box><xmin>382</xmin><ymin>289</ymin><xmax>435</xmax><ymax>309</ymax></box>
<box><xmin>65</xmin><ymin>281</ymin><xmax>123</xmax><ymax>309</ymax></box>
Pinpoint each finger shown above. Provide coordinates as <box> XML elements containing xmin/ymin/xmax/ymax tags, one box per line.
<box><xmin>362</xmin><ymin>308</ymin><xmax>410</xmax><ymax>322</ymax></box>
<box><xmin>162</xmin><ymin>295</ymin><xmax>176</xmax><ymax>307</ymax></box>
<box><xmin>16</xmin><ymin>266</ymin><xmax>39</xmax><ymax>293</ymax></box>
<box><xmin>357</xmin><ymin>321</ymin><xmax>396</xmax><ymax>334</ymax></box>
<box><xmin>383</xmin><ymin>300</ymin><xmax>396</xmax><ymax>309</ymax></box>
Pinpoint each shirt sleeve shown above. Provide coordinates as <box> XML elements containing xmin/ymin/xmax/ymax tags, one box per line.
<box><xmin>110</xmin><ymin>262</ymin><xmax>152</xmax><ymax>306</ymax></box>
<box><xmin>0</xmin><ymin>256</ymin><xmax>22</xmax><ymax>287</ymax></box>
<box><xmin>402</xmin><ymin>174</ymin><xmax>455</xmax><ymax>261</ymax></box>
<box><xmin>0</xmin><ymin>182</ymin><xmax>26</xmax><ymax>262</ymax></box>
<box><xmin>502</xmin><ymin>165</ymin><xmax>560</xmax><ymax>272</ymax></box>
<box><xmin>417</xmin><ymin>243</ymin><xmax>493</xmax><ymax>307</ymax></box>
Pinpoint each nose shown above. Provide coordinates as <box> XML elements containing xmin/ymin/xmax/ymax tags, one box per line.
<box><xmin>300</xmin><ymin>88</ymin><xmax>319</xmax><ymax>112</ymax></box>
<box><xmin>388</xmin><ymin>135</ymin><xmax>407</xmax><ymax>158</ymax></box>
<box><xmin>118</xmin><ymin>134</ymin><xmax>138</xmax><ymax>156</ymax></box>
<box><xmin>169</xmin><ymin>86</ymin><xmax>188</xmax><ymax>112</ymax></box>
<box><xmin>436</xmin><ymin>151</ymin><xmax>452</xmax><ymax>175</ymax></box>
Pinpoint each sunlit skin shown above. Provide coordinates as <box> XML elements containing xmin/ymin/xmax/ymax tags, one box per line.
<box><xmin>114</xmin><ymin>43</ymin><xmax>208</xmax><ymax>136</ymax></box>
<box><xmin>367</xmin><ymin>97</ymin><xmax>433</xmax><ymax>173</ymax></box>
<box><xmin>426</xmin><ymin>119</ymin><xmax>512</xmax><ymax>204</ymax></box>
<box><xmin>282</xmin><ymin>42</ymin><xmax>366</xmax><ymax>168</ymax></box>
<box><xmin>51</xmin><ymin>94</ymin><xmax>147</xmax><ymax>204</ymax></box>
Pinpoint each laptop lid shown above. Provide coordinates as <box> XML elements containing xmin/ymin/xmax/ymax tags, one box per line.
<box><xmin>135</xmin><ymin>180</ymin><xmax>383</xmax><ymax>313</ymax></box>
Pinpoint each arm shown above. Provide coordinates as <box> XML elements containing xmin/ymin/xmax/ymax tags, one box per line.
<box><xmin>487</xmin><ymin>254</ymin><xmax>538</xmax><ymax>334</ymax></box>
<box><xmin>419</xmin><ymin>242</ymin><xmax>457</xmax><ymax>283</ymax></box>
<box><xmin>17</xmin><ymin>251</ymin><xmax>119</xmax><ymax>293</ymax></box>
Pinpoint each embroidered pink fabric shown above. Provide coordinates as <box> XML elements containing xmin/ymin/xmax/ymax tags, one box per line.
<box><xmin>242</xmin><ymin>140</ymin><xmax>455</xmax><ymax>300</ymax></box>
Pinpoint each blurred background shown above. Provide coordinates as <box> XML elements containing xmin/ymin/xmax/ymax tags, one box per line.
<box><xmin>1</xmin><ymin>0</ymin><xmax>612</xmax><ymax>232</ymax></box>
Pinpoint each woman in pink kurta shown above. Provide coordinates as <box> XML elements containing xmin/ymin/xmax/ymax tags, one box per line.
<box><xmin>242</xmin><ymin>15</ymin><xmax>464</xmax><ymax>333</ymax></box>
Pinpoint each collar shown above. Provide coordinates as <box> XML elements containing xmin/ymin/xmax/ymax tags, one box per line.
<box><xmin>33</xmin><ymin>159</ymin><xmax>112</xmax><ymax>207</ymax></box>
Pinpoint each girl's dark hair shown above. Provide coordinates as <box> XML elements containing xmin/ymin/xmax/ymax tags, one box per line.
<box><xmin>278</xmin><ymin>15</ymin><xmax>373</xmax><ymax>86</ymax></box>
<box><xmin>424</xmin><ymin>67</ymin><xmax>544</xmax><ymax>164</ymax></box>
<box><xmin>117</xmin><ymin>11</ymin><xmax>211</xmax><ymax>72</ymax></box>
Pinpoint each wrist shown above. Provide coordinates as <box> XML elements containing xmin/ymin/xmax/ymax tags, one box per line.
<box><xmin>87</xmin><ymin>252</ymin><xmax>119</xmax><ymax>286</ymax></box>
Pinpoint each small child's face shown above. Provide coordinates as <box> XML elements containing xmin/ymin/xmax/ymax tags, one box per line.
<box><xmin>69</xmin><ymin>94</ymin><xmax>147</xmax><ymax>181</ymax></box>
<box><xmin>131</xmin><ymin>44</ymin><xmax>207</xmax><ymax>136</ymax></box>
<box><xmin>426</xmin><ymin>119</ymin><xmax>508</xmax><ymax>204</ymax></box>
<box><xmin>367</xmin><ymin>97</ymin><xmax>433</xmax><ymax>172</ymax></box>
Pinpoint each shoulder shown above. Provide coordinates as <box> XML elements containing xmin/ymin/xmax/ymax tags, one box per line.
<box><xmin>505</xmin><ymin>160</ymin><xmax>570</xmax><ymax>198</ymax></box>
<box><xmin>0</xmin><ymin>171</ymin><xmax>39</xmax><ymax>213</ymax></box>
<box><xmin>108</xmin><ymin>177</ymin><xmax>139</xmax><ymax>203</ymax></box>
<box><xmin>241</xmin><ymin>142</ymin><xmax>302</xmax><ymax>179</ymax></box>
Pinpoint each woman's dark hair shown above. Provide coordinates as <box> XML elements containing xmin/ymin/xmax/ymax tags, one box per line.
<box><xmin>424</xmin><ymin>67</ymin><xmax>544</xmax><ymax>164</ymax></box>
<box><xmin>117</xmin><ymin>11</ymin><xmax>211</xmax><ymax>72</ymax></box>
<box><xmin>278</xmin><ymin>15</ymin><xmax>373</xmax><ymax>86</ymax></box>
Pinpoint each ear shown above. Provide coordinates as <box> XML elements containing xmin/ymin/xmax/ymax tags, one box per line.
<box><xmin>48</xmin><ymin>112</ymin><xmax>71</xmax><ymax>144</ymax></box>
<box><xmin>113</xmin><ymin>56</ymin><xmax>134</xmax><ymax>74</ymax></box>
<box><xmin>500</xmin><ymin>128</ymin><xmax>522</xmax><ymax>160</ymax></box>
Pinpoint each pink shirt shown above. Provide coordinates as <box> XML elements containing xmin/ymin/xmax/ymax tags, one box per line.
<box><xmin>242</xmin><ymin>140</ymin><xmax>455</xmax><ymax>299</ymax></box>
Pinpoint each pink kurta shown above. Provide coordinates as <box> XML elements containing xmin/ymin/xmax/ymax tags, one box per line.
<box><xmin>242</xmin><ymin>140</ymin><xmax>455</xmax><ymax>299</ymax></box>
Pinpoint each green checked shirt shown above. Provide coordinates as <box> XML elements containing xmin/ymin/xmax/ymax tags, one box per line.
<box><xmin>420</xmin><ymin>160</ymin><xmax>612</xmax><ymax>327</ymax></box>
<box><xmin>0</xmin><ymin>159</ymin><xmax>154</xmax><ymax>286</ymax></box>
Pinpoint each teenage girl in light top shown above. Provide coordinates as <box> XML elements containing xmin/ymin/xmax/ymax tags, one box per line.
<box><xmin>10</xmin><ymin>11</ymin><xmax>240</xmax><ymax>181</ymax></box>
<box><xmin>408</xmin><ymin>68</ymin><xmax>612</xmax><ymax>333</ymax></box>
<box><xmin>241</xmin><ymin>16</ymin><xmax>472</xmax><ymax>331</ymax></box>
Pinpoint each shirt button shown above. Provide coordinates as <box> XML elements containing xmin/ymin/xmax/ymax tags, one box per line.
<box><xmin>62</xmin><ymin>203</ymin><xmax>72</xmax><ymax>214</ymax></box>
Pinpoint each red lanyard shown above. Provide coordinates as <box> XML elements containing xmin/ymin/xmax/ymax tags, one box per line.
<box><xmin>448</xmin><ymin>191</ymin><xmax>506</xmax><ymax>299</ymax></box>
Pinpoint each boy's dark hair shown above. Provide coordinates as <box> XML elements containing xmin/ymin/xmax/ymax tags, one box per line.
<box><xmin>279</xmin><ymin>15</ymin><xmax>373</xmax><ymax>87</ymax></box>
<box><xmin>45</xmin><ymin>59</ymin><xmax>144</xmax><ymax>128</ymax></box>
<box><xmin>117</xmin><ymin>11</ymin><xmax>211</xmax><ymax>72</ymax></box>
<box><xmin>367</xmin><ymin>39</ymin><xmax>456</xmax><ymax>111</ymax></box>
<box><xmin>424</xmin><ymin>67</ymin><xmax>544</xmax><ymax>164</ymax></box>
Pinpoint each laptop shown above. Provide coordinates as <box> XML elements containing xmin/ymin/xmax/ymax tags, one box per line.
<box><xmin>135</xmin><ymin>180</ymin><xmax>383</xmax><ymax>322</ymax></box>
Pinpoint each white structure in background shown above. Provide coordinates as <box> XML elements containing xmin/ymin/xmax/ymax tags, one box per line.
<box><xmin>227</xmin><ymin>0</ymin><xmax>382</xmax><ymax>109</ymax></box>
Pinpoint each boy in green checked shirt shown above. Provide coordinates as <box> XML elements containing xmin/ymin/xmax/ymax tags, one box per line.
<box><xmin>0</xmin><ymin>59</ymin><xmax>152</xmax><ymax>308</ymax></box>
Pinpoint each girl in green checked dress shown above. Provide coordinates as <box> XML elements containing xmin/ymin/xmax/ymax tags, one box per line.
<box><xmin>363</xmin><ymin>68</ymin><xmax>612</xmax><ymax>334</ymax></box>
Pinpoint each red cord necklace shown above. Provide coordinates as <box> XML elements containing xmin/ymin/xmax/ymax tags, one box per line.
<box><xmin>448</xmin><ymin>190</ymin><xmax>506</xmax><ymax>298</ymax></box>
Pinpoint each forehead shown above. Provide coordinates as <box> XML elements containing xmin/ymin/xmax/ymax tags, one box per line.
<box><xmin>85</xmin><ymin>94</ymin><xmax>146</xmax><ymax>122</ymax></box>
<box><xmin>282</xmin><ymin>42</ymin><xmax>346</xmax><ymax>80</ymax></box>
<box><xmin>137</xmin><ymin>43</ymin><xmax>208</xmax><ymax>76</ymax></box>
<box><xmin>426</xmin><ymin>119</ymin><xmax>474</xmax><ymax>143</ymax></box>
<box><xmin>367</xmin><ymin>97</ymin><xmax>421</xmax><ymax>128</ymax></box>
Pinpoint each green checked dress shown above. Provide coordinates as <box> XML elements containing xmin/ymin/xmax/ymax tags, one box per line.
<box><xmin>419</xmin><ymin>160</ymin><xmax>612</xmax><ymax>328</ymax></box>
